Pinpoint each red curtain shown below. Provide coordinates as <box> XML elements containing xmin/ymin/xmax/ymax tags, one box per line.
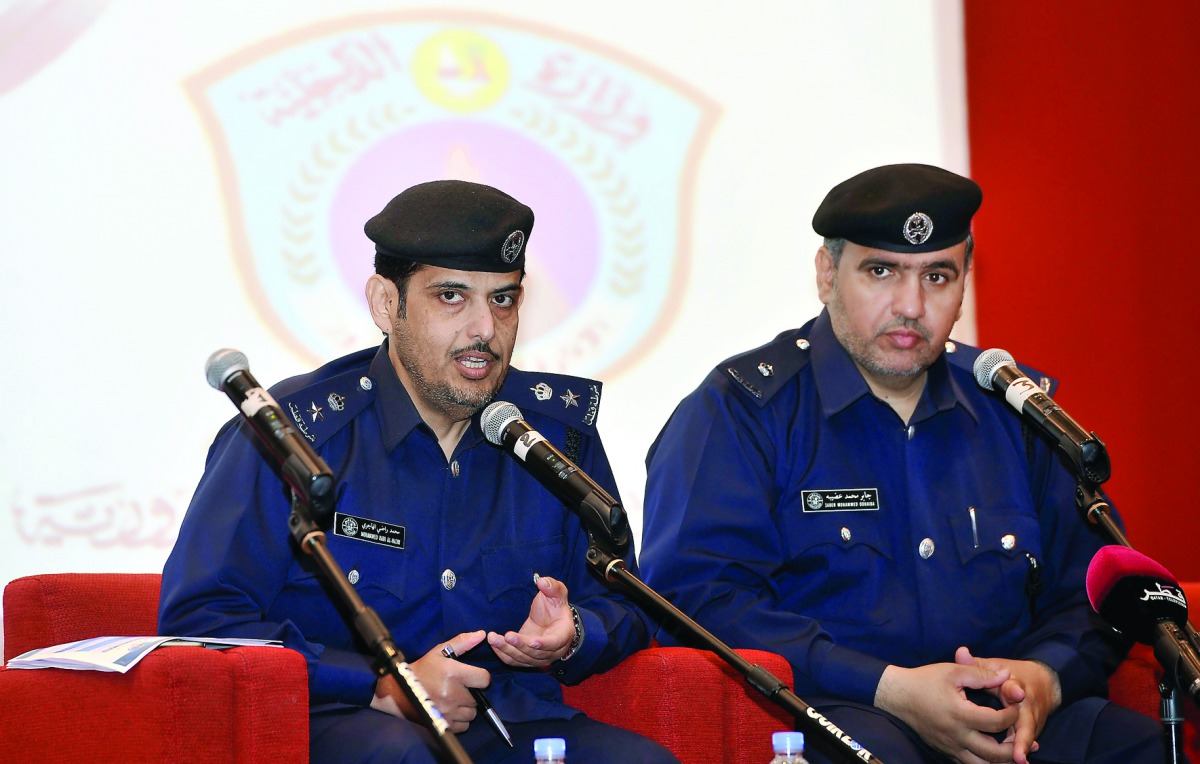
<box><xmin>965</xmin><ymin>4</ymin><xmax>1200</xmax><ymax>578</ymax></box>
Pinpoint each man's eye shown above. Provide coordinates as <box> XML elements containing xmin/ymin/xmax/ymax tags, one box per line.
<box><xmin>440</xmin><ymin>291</ymin><xmax>463</xmax><ymax>303</ymax></box>
<box><xmin>492</xmin><ymin>294</ymin><xmax>515</xmax><ymax>307</ymax></box>
<box><xmin>926</xmin><ymin>273</ymin><xmax>948</xmax><ymax>284</ymax></box>
<box><xmin>869</xmin><ymin>266</ymin><xmax>891</xmax><ymax>277</ymax></box>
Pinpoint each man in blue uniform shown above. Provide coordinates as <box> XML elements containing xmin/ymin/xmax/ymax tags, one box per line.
<box><xmin>639</xmin><ymin>165</ymin><xmax>1164</xmax><ymax>763</ymax></box>
<box><xmin>160</xmin><ymin>180</ymin><xmax>677</xmax><ymax>763</ymax></box>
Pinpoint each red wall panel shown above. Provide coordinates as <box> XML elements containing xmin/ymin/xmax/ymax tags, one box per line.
<box><xmin>964</xmin><ymin>4</ymin><xmax>1200</xmax><ymax>578</ymax></box>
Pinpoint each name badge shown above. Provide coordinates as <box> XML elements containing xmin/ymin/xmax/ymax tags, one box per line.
<box><xmin>332</xmin><ymin>512</ymin><xmax>406</xmax><ymax>549</ymax></box>
<box><xmin>802</xmin><ymin>488</ymin><xmax>880</xmax><ymax>512</ymax></box>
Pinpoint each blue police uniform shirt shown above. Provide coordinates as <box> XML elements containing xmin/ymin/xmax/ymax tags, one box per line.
<box><xmin>159</xmin><ymin>341</ymin><xmax>650</xmax><ymax>721</ymax></box>
<box><xmin>640</xmin><ymin>309</ymin><xmax>1123</xmax><ymax>707</ymax></box>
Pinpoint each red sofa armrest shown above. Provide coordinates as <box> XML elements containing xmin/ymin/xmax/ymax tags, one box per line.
<box><xmin>0</xmin><ymin>646</ymin><xmax>308</xmax><ymax>763</ymax></box>
<box><xmin>562</xmin><ymin>647</ymin><xmax>793</xmax><ymax>764</ymax></box>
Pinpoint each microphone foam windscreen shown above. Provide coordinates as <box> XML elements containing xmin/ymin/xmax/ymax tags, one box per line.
<box><xmin>1086</xmin><ymin>545</ymin><xmax>1187</xmax><ymax>644</ymax></box>
<box><xmin>204</xmin><ymin>348</ymin><xmax>248</xmax><ymax>390</ymax></box>
<box><xmin>972</xmin><ymin>348</ymin><xmax>1016</xmax><ymax>390</ymax></box>
<box><xmin>481</xmin><ymin>401</ymin><xmax>523</xmax><ymax>446</ymax></box>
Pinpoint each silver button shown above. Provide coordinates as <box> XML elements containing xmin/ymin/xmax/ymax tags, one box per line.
<box><xmin>441</xmin><ymin>569</ymin><xmax>457</xmax><ymax>590</ymax></box>
<box><xmin>1001</xmin><ymin>534</ymin><xmax>1016</xmax><ymax>551</ymax></box>
<box><xmin>757</xmin><ymin>362</ymin><xmax>774</xmax><ymax>377</ymax></box>
<box><xmin>348</xmin><ymin>569</ymin><xmax>360</xmax><ymax>585</ymax></box>
<box><xmin>359</xmin><ymin>376</ymin><xmax>373</xmax><ymax>391</ymax></box>
<box><xmin>796</xmin><ymin>338</ymin><xmax>810</xmax><ymax>350</ymax></box>
<box><xmin>450</xmin><ymin>460</ymin><xmax>460</xmax><ymax>477</ymax></box>
<box><xmin>945</xmin><ymin>341</ymin><xmax>957</xmax><ymax>353</ymax></box>
<box><xmin>919</xmin><ymin>538</ymin><xmax>935</xmax><ymax>559</ymax></box>
<box><xmin>840</xmin><ymin>526</ymin><xmax>852</xmax><ymax>543</ymax></box>
<box><xmin>906</xmin><ymin>425</ymin><xmax>915</xmax><ymax>440</ymax></box>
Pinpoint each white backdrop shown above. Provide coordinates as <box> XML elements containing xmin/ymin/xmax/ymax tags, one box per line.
<box><xmin>0</xmin><ymin>0</ymin><xmax>971</xmax><ymax>645</ymax></box>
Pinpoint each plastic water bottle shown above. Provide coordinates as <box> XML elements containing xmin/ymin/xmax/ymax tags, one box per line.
<box><xmin>770</xmin><ymin>731</ymin><xmax>808</xmax><ymax>763</ymax></box>
<box><xmin>534</xmin><ymin>737</ymin><xmax>566</xmax><ymax>763</ymax></box>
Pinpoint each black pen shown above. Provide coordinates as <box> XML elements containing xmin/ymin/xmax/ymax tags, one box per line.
<box><xmin>441</xmin><ymin>644</ymin><xmax>513</xmax><ymax>748</ymax></box>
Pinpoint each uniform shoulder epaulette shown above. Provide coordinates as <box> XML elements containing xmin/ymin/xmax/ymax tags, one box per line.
<box><xmin>722</xmin><ymin>327</ymin><xmax>815</xmax><ymax>406</ymax></box>
<box><xmin>270</xmin><ymin>348</ymin><xmax>378</xmax><ymax>449</ymax></box>
<box><xmin>945</xmin><ymin>341</ymin><xmax>1060</xmax><ymax>396</ymax></box>
<box><xmin>502</xmin><ymin>368</ymin><xmax>603</xmax><ymax>434</ymax></box>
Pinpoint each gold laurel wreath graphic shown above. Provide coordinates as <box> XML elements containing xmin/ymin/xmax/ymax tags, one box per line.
<box><xmin>512</xmin><ymin>104</ymin><xmax>647</xmax><ymax>299</ymax></box>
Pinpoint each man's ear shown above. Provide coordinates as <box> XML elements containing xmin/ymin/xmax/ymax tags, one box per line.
<box><xmin>815</xmin><ymin>246</ymin><xmax>836</xmax><ymax>305</ymax></box>
<box><xmin>365</xmin><ymin>274</ymin><xmax>397</xmax><ymax>334</ymax></box>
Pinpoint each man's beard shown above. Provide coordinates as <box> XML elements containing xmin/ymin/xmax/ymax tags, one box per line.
<box><xmin>397</xmin><ymin>340</ymin><xmax>506</xmax><ymax>418</ymax></box>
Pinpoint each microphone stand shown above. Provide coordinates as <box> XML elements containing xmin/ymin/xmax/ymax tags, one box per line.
<box><xmin>580</xmin><ymin>534</ymin><xmax>885</xmax><ymax>764</ymax></box>
<box><xmin>1077</xmin><ymin>480</ymin><xmax>1197</xmax><ymax>764</ymax></box>
<box><xmin>285</xmin><ymin>491</ymin><xmax>473</xmax><ymax>764</ymax></box>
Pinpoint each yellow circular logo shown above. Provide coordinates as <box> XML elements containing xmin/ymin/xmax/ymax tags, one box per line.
<box><xmin>413</xmin><ymin>29</ymin><xmax>509</xmax><ymax>112</ymax></box>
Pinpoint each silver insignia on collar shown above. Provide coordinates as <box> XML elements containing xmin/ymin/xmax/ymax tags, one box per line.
<box><xmin>530</xmin><ymin>382</ymin><xmax>553</xmax><ymax>401</ymax></box>
<box><xmin>903</xmin><ymin>212</ymin><xmax>934</xmax><ymax>245</ymax></box>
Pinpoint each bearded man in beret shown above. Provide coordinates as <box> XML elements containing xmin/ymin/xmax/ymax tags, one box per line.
<box><xmin>160</xmin><ymin>180</ymin><xmax>678</xmax><ymax>763</ymax></box>
<box><xmin>640</xmin><ymin>164</ymin><xmax>1165</xmax><ymax>763</ymax></box>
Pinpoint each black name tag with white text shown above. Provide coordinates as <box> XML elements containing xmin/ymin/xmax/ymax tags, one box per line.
<box><xmin>801</xmin><ymin>488</ymin><xmax>880</xmax><ymax>512</ymax></box>
<box><xmin>332</xmin><ymin>512</ymin><xmax>406</xmax><ymax>549</ymax></box>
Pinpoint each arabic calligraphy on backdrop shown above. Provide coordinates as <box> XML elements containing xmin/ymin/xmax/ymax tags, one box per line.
<box><xmin>12</xmin><ymin>483</ymin><xmax>180</xmax><ymax>548</ymax></box>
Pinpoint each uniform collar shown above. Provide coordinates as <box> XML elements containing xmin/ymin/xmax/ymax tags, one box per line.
<box><xmin>809</xmin><ymin>309</ymin><xmax>979</xmax><ymax>424</ymax></box>
<box><xmin>369</xmin><ymin>339</ymin><xmax>498</xmax><ymax>454</ymax></box>
<box><xmin>370</xmin><ymin>340</ymin><xmax>426</xmax><ymax>452</ymax></box>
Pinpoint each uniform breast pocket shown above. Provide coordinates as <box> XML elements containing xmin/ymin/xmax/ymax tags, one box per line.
<box><xmin>481</xmin><ymin>536</ymin><xmax>564</xmax><ymax>604</ymax></box>
<box><xmin>949</xmin><ymin>510</ymin><xmax>1042</xmax><ymax>635</ymax></box>
<box><xmin>274</xmin><ymin>534</ymin><xmax>409</xmax><ymax>644</ymax></box>
<box><xmin>781</xmin><ymin>512</ymin><xmax>896</xmax><ymax>627</ymax></box>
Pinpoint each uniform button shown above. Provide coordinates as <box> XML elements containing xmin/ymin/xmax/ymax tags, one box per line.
<box><xmin>450</xmin><ymin>460</ymin><xmax>460</xmax><ymax>477</ymax></box>
<box><xmin>840</xmin><ymin>527</ymin><xmax>852</xmax><ymax>543</ymax></box>
<box><xmin>945</xmin><ymin>341</ymin><xmax>957</xmax><ymax>354</ymax></box>
<box><xmin>906</xmin><ymin>425</ymin><xmax>915</xmax><ymax>440</ymax></box>
<box><xmin>918</xmin><ymin>538</ymin><xmax>935</xmax><ymax>559</ymax></box>
<box><xmin>359</xmin><ymin>376</ymin><xmax>373</xmax><ymax>391</ymax></box>
<box><xmin>348</xmin><ymin>569</ymin><xmax>360</xmax><ymax>585</ymax></box>
<box><xmin>796</xmin><ymin>338</ymin><xmax>811</xmax><ymax>350</ymax></box>
<box><xmin>1001</xmin><ymin>534</ymin><xmax>1016</xmax><ymax>550</ymax></box>
<box><xmin>441</xmin><ymin>569</ymin><xmax>457</xmax><ymax>590</ymax></box>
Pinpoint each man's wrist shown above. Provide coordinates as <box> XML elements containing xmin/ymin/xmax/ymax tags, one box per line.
<box><xmin>560</xmin><ymin>604</ymin><xmax>584</xmax><ymax>661</ymax></box>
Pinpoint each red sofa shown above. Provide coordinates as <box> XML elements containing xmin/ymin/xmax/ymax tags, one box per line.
<box><xmin>0</xmin><ymin>573</ymin><xmax>791</xmax><ymax>763</ymax></box>
<box><xmin>1</xmin><ymin>573</ymin><xmax>1196</xmax><ymax>762</ymax></box>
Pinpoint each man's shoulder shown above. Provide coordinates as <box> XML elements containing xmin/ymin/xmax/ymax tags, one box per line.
<box><xmin>717</xmin><ymin>323</ymin><xmax>817</xmax><ymax>407</ymax></box>
<box><xmin>270</xmin><ymin>347</ymin><xmax>379</xmax><ymax>448</ymax></box>
<box><xmin>500</xmin><ymin>368</ymin><xmax>604</xmax><ymax>435</ymax></box>
<box><xmin>942</xmin><ymin>341</ymin><xmax>1060</xmax><ymax>397</ymax></box>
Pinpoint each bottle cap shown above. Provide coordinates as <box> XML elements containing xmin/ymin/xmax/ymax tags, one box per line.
<box><xmin>772</xmin><ymin>731</ymin><xmax>805</xmax><ymax>754</ymax></box>
<box><xmin>534</xmin><ymin>737</ymin><xmax>567</xmax><ymax>758</ymax></box>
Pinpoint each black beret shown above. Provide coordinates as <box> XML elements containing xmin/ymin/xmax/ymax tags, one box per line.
<box><xmin>365</xmin><ymin>180</ymin><xmax>534</xmax><ymax>272</ymax></box>
<box><xmin>812</xmin><ymin>163</ymin><xmax>982</xmax><ymax>253</ymax></box>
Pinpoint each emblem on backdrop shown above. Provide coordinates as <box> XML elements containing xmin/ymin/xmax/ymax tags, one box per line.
<box><xmin>188</xmin><ymin>14</ymin><xmax>717</xmax><ymax>378</ymax></box>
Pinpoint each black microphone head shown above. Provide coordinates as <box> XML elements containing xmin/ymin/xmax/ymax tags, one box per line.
<box><xmin>1086</xmin><ymin>545</ymin><xmax>1188</xmax><ymax>644</ymax></box>
<box><xmin>972</xmin><ymin>348</ymin><xmax>1017</xmax><ymax>391</ymax></box>
<box><xmin>481</xmin><ymin>401</ymin><xmax>524</xmax><ymax>446</ymax></box>
<box><xmin>205</xmin><ymin>348</ymin><xmax>249</xmax><ymax>390</ymax></box>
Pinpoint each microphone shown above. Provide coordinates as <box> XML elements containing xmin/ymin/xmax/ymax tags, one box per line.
<box><xmin>1086</xmin><ymin>545</ymin><xmax>1200</xmax><ymax>701</ymax></box>
<box><xmin>481</xmin><ymin>401</ymin><xmax>629</xmax><ymax>549</ymax></box>
<box><xmin>972</xmin><ymin>348</ymin><xmax>1111</xmax><ymax>486</ymax></box>
<box><xmin>205</xmin><ymin>348</ymin><xmax>335</xmax><ymax>520</ymax></box>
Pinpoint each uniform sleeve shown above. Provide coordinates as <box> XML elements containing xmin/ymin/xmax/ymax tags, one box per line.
<box><xmin>157</xmin><ymin>419</ymin><xmax>378</xmax><ymax>707</ymax></box>
<box><xmin>639</xmin><ymin>373</ymin><xmax>889</xmax><ymax>704</ymax></box>
<box><xmin>1014</xmin><ymin>434</ymin><xmax>1131</xmax><ymax>704</ymax></box>
<box><xmin>551</xmin><ymin>425</ymin><xmax>656</xmax><ymax>685</ymax></box>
